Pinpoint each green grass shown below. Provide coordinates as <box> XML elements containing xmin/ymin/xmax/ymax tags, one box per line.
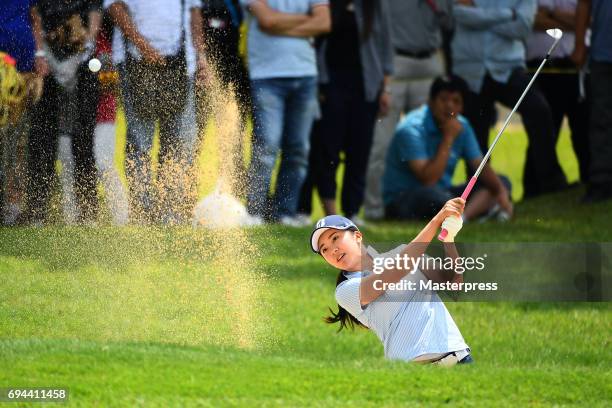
<box><xmin>1</xmin><ymin>218</ymin><xmax>611</xmax><ymax>406</ymax></box>
<box><xmin>1</xmin><ymin>121</ymin><xmax>611</xmax><ymax>406</ymax></box>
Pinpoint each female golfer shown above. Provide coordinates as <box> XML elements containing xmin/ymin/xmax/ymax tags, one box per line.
<box><xmin>310</xmin><ymin>197</ymin><xmax>472</xmax><ymax>365</ymax></box>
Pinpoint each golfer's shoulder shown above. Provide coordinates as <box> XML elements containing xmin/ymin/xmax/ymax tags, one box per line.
<box><xmin>335</xmin><ymin>276</ymin><xmax>361</xmax><ymax>305</ymax></box>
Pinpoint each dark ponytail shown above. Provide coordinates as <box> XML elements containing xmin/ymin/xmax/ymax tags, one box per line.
<box><xmin>324</xmin><ymin>270</ymin><xmax>367</xmax><ymax>331</ymax></box>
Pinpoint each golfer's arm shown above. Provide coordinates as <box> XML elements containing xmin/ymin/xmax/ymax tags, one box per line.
<box><xmin>248</xmin><ymin>1</ymin><xmax>309</xmax><ymax>34</ymax></box>
<box><xmin>409</xmin><ymin>141</ymin><xmax>453</xmax><ymax>186</ymax></box>
<box><xmin>421</xmin><ymin>244</ymin><xmax>463</xmax><ymax>284</ymax></box>
<box><xmin>574</xmin><ymin>0</ymin><xmax>591</xmax><ymax>54</ymax></box>
<box><xmin>360</xmin><ymin>218</ymin><xmax>441</xmax><ymax>305</ymax></box>
<box><xmin>108</xmin><ymin>2</ymin><xmax>150</xmax><ymax>52</ymax></box>
<box><xmin>280</xmin><ymin>5</ymin><xmax>331</xmax><ymax>37</ymax></box>
<box><xmin>470</xmin><ymin>159</ymin><xmax>503</xmax><ymax>195</ymax></box>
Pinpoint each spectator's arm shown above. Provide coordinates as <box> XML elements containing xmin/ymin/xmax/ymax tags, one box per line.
<box><xmin>571</xmin><ymin>0</ymin><xmax>590</xmax><ymax>68</ymax></box>
<box><xmin>437</xmin><ymin>0</ymin><xmax>455</xmax><ymax>33</ymax></box>
<box><xmin>453</xmin><ymin>4</ymin><xmax>514</xmax><ymax>30</ymax></box>
<box><xmin>279</xmin><ymin>4</ymin><xmax>331</xmax><ymax>37</ymax></box>
<box><xmin>533</xmin><ymin>5</ymin><xmax>559</xmax><ymax>30</ymax></box>
<box><xmin>246</xmin><ymin>0</ymin><xmax>309</xmax><ymax>34</ymax></box>
<box><xmin>469</xmin><ymin>159</ymin><xmax>513</xmax><ymax>215</ymax></box>
<box><xmin>30</xmin><ymin>6</ymin><xmax>45</xmax><ymax>52</ymax></box>
<box><xmin>380</xmin><ymin>0</ymin><xmax>394</xmax><ymax>76</ymax></box>
<box><xmin>490</xmin><ymin>0</ymin><xmax>536</xmax><ymax>41</ymax></box>
<box><xmin>30</xmin><ymin>6</ymin><xmax>48</xmax><ymax>76</ymax></box>
<box><xmin>550</xmin><ymin>8</ymin><xmax>576</xmax><ymax>30</ymax></box>
<box><xmin>190</xmin><ymin>6</ymin><xmax>206</xmax><ymax>58</ymax></box>
<box><xmin>87</xmin><ymin>9</ymin><xmax>102</xmax><ymax>45</ymax></box>
<box><xmin>408</xmin><ymin>137</ymin><xmax>454</xmax><ymax>187</ymax></box>
<box><xmin>108</xmin><ymin>1</ymin><xmax>164</xmax><ymax>63</ymax></box>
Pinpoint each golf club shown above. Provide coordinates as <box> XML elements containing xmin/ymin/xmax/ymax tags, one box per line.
<box><xmin>438</xmin><ymin>28</ymin><xmax>564</xmax><ymax>241</ymax></box>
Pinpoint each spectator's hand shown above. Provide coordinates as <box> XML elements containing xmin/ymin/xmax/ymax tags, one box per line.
<box><xmin>34</xmin><ymin>56</ymin><xmax>49</xmax><ymax>77</ymax></box>
<box><xmin>378</xmin><ymin>91</ymin><xmax>391</xmax><ymax>118</ymax></box>
<box><xmin>571</xmin><ymin>45</ymin><xmax>587</xmax><ymax>68</ymax></box>
<box><xmin>496</xmin><ymin>187</ymin><xmax>514</xmax><ymax>219</ymax></box>
<box><xmin>139</xmin><ymin>42</ymin><xmax>165</xmax><ymax>65</ymax></box>
<box><xmin>455</xmin><ymin>0</ymin><xmax>475</xmax><ymax>6</ymax></box>
<box><xmin>440</xmin><ymin>117</ymin><xmax>463</xmax><ymax>141</ymax></box>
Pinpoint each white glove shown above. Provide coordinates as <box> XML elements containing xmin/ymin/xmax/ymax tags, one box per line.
<box><xmin>441</xmin><ymin>216</ymin><xmax>463</xmax><ymax>242</ymax></box>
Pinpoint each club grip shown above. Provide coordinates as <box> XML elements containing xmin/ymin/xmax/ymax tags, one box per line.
<box><xmin>438</xmin><ymin>176</ymin><xmax>478</xmax><ymax>241</ymax></box>
<box><xmin>438</xmin><ymin>229</ymin><xmax>448</xmax><ymax>241</ymax></box>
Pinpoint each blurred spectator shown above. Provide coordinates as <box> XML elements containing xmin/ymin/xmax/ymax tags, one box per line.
<box><xmin>573</xmin><ymin>0</ymin><xmax>612</xmax><ymax>202</ymax></box>
<box><xmin>25</xmin><ymin>0</ymin><xmax>102</xmax><ymax>225</ymax></box>
<box><xmin>383</xmin><ymin>76</ymin><xmax>513</xmax><ymax>221</ymax></box>
<box><xmin>527</xmin><ymin>0</ymin><xmax>589</xmax><ymax>185</ymax></box>
<box><xmin>298</xmin><ymin>0</ymin><xmax>393</xmax><ymax>226</ymax></box>
<box><xmin>107</xmin><ymin>0</ymin><xmax>204</xmax><ymax>224</ymax></box>
<box><xmin>201</xmin><ymin>0</ymin><xmax>250</xmax><ymax>120</ymax></box>
<box><xmin>452</xmin><ymin>0</ymin><xmax>568</xmax><ymax>199</ymax></box>
<box><xmin>201</xmin><ymin>0</ymin><xmax>251</xmax><ymax>196</ymax></box>
<box><xmin>363</xmin><ymin>0</ymin><xmax>454</xmax><ymax>220</ymax></box>
<box><xmin>93</xmin><ymin>11</ymin><xmax>128</xmax><ymax>225</ymax></box>
<box><xmin>241</xmin><ymin>0</ymin><xmax>330</xmax><ymax>225</ymax></box>
<box><xmin>0</xmin><ymin>0</ymin><xmax>42</xmax><ymax>225</ymax></box>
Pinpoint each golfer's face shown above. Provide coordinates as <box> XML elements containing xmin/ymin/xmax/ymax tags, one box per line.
<box><xmin>318</xmin><ymin>229</ymin><xmax>361</xmax><ymax>271</ymax></box>
<box><xmin>430</xmin><ymin>90</ymin><xmax>464</xmax><ymax>123</ymax></box>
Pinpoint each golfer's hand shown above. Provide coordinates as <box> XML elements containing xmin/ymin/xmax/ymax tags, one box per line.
<box><xmin>441</xmin><ymin>215</ymin><xmax>463</xmax><ymax>242</ymax></box>
<box><xmin>436</xmin><ymin>198</ymin><xmax>465</xmax><ymax>224</ymax></box>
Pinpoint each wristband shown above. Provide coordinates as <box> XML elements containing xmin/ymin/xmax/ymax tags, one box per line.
<box><xmin>35</xmin><ymin>50</ymin><xmax>46</xmax><ymax>58</ymax></box>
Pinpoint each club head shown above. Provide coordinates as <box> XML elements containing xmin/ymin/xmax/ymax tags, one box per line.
<box><xmin>546</xmin><ymin>28</ymin><xmax>563</xmax><ymax>40</ymax></box>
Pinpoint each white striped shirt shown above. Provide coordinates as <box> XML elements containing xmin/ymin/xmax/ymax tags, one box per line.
<box><xmin>335</xmin><ymin>245</ymin><xmax>469</xmax><ymax>361</ymax></box>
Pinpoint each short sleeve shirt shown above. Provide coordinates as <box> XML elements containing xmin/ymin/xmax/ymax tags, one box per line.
<box><xmin>240</xmin><ymin>0</ymin><xmax>328</xmax><ymax>79</ymax></box>
<box><xmin>335</xmin><ymin>245</ymin><xmax>469</xmax><ymax>361</ymax></box>
<box><xmin>382</xmin><ymin>105</ymin><xmax>482</xmax><ymax>205</ymax></box>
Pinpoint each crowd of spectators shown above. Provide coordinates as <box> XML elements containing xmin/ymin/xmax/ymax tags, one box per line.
<box><xmin>0</xmin><ymin>0</ymin><xmax>610</xmax><ymax>227</ymax></box>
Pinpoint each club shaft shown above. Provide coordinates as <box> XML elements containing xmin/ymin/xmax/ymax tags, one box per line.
<box><xmin>472</xmin><ymin>36</ymin><xmax>562</xmax><ymax>179</ymax></box>
<box><xmin>437</xmin><ymin>35</ymin><xmax>561</xmax><ymax>242</ymax></box>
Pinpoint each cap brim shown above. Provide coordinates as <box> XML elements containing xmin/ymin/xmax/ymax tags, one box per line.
<box><xmin>310</xmin><ymin>227</ymin><xmax>329</xmax><ymax>253</ymax></box>
<box><xmin>310</xmin><ymin>226</ymin><xmax>352</xmax><ymax>253</ymax></box>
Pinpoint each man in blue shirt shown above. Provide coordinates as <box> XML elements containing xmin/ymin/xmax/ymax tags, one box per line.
<box><xmin>573</xmin><ymin>0</ymin><xmax>612</xmax><ymax>202</ymax></box>
<box><xmin>240</xmin><ymin>0</ymin><xmax>330</xmax><ymax>225</ymax></box>
<box><xmin>451</xmin><ymin>0</ymin><xmax>568</xmax><ymax>199</ymax></box>
<box><xmin>383</xmin><ymin>76</ymin><xmax>513</xmax><ymax>220</ymax></box>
